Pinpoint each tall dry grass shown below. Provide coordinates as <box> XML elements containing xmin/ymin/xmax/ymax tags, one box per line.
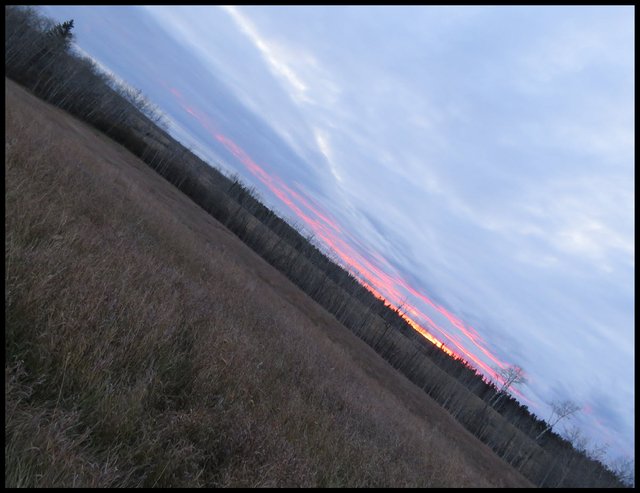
<box><xmin>5</xmin><ymin>79</ymin><xmax>532</xmax><ymax>488</ymax></box>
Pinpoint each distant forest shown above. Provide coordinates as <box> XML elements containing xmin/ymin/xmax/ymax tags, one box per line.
<box><xmin>4</xmin><ymin>6</ymin><xmax>632</xmax><ymax>488</ymax></box>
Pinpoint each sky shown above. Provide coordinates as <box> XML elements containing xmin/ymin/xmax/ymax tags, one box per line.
<box><xmin>39</xmin><ymin>5</ymin><xmax>634</xmax><ymax>465</ymax></box>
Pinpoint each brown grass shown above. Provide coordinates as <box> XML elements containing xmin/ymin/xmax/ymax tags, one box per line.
<box><xmin>5</xmin><ymin>78</ymin><xmax>533</xmax><ymax>488</ymax></box>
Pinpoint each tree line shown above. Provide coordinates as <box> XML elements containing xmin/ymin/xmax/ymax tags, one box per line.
<box><xmin>4</xmin><ymin>6</ymin><xmax>632</xmax><ymax>488</ymax></box>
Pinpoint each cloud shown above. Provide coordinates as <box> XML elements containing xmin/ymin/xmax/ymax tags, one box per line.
<box><xmin>313</xmin><ymin>127</ymin><xmax>344</xmax><ymax>183</ymax></box>
<box><xmin>221</xmin><ymin>6</ymin><xmax>309</xmax><ymax>103</ymax></box>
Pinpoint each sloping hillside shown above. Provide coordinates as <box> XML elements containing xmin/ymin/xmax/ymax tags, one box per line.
<box><xmin>5</xmin><ymin>78</ymin><xmax>532</xmax><ymax>487</ymax></box>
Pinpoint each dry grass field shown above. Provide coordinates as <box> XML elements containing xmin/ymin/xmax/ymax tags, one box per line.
<box><xmin>5</xmin><ymin>78</ymin><xmax>533</xmax><ymax>487</ymax></box>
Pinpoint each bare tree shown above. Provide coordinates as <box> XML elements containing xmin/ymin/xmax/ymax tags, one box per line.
<box><xmin>536</xmin><ymin>399</ymin><xmax>580</xmax><ymax>440</ymax></box>
<box><xmin>584</xmin><ymin>442</ymin><xmax>611</xmax><ymax>486</ymax></box>
<box><xmin>488</xmin><ymin>364</ymin><xmax>526</xmax><ymax>408</ymax></box>
<box><xmin>562</xmin><ymin>425</ymin><xmax>588</xmax><ymax>452</ymax></box>
<box><xmin>555</xmin><ymin>425</ymin><xmax>590</xmax><ymax>487</ymax></box>
<box><xmin>610</xmin><ymin>455</ymin><xmax>634</xmax><ymax>487</ymax></box>
<box><xmin>587</xmin><ymin>442</ymin><xmax>609</xmax><ymax>462</ymax></box>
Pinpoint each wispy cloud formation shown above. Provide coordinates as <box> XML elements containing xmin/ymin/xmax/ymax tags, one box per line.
<box><xmin>221</xmin><ymin>6</ymin><xmax>309</xmax><ymax>103</ymax></box>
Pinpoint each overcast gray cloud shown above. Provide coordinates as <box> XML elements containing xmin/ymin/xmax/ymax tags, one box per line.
<box><xmin>40</xmin><ymin>5</ymin><xmax>634</xmax><ymax>463</ymax></box>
